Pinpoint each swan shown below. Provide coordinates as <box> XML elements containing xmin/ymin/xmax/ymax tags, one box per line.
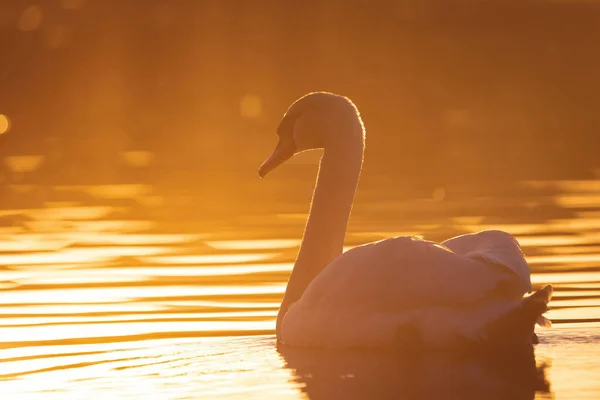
<box><xmin>259</xmin><ymin>92</ymin><xmax>552</xmax><ymax>348</ymax></box>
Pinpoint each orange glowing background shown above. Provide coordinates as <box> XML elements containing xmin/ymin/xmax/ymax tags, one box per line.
<box><xmin>0</xmin><ymin>1</ymin><xmax>599</xmax><ymax>399</ymax></box>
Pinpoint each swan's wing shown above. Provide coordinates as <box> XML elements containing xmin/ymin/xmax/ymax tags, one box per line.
<box><xmin>442</xmin><ymin>230</ymin><xmax>531</xmax><ymax>294</ymax></box>
<box><xmin>300</xmin><ymin>236</ymin><xmax>527</xmax><ymax>313</ymax></box>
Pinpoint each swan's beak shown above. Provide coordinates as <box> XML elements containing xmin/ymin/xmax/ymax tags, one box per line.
<box><xmin>258</xmin><ymin>137</ymin><xmax>296</xmax><ymax>178</ymax></box>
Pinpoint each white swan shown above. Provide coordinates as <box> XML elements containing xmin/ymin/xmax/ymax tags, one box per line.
<box><xmin>259</xmin><ymin>92</ymin><xmax>552</xmax><ymax>348</ymax></box>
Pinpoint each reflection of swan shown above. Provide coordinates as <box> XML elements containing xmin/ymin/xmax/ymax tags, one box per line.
<box><xmin>259</xmin><ymin>92</ymin><xmax>552</xmax><ymax>348</ymax></box>
<box><xmin>278</xmin><ymin>343</ymin><xmax>550</xmax><ymax>400</ymax></box>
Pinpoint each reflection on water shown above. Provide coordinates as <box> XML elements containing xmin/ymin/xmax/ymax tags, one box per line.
<box><xmin>0</xmin><ymin>178</ymin><xmax>599</xmax><ymax>398</ymax></box>
<box><xmin>279</xmin><ymin>343</ymin><xmax>550</xmax><ymax>400</ymax></box>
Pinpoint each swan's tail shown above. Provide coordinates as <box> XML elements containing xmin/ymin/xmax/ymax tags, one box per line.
<box><xmin>484</xmin><ymin>285</ymin><xmax>553</xmax><ymax>346</ymax></box>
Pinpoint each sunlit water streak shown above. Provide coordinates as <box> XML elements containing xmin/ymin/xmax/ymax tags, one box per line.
<box><xmin>0</xmin><ymin>179</ymin><xmax>598</xmax><ymax>398</ymax></box>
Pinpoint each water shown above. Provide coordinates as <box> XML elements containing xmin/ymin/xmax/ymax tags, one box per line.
<box><xmin>0</xmin><ymin>177</ymin><xmax>599</xmax><ymax>399</ymax></box>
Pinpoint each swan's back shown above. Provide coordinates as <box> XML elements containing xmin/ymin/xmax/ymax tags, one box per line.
<box><xmin>280</xmin><ymin>231</ymin><xmax>543</xmax><ymax>348</ymax></box>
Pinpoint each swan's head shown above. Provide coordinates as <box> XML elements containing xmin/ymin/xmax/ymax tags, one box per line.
<box><xmin>258</xmin><ymin>92</ymin><xmax>364</xmax><ymax>177</ymax></box>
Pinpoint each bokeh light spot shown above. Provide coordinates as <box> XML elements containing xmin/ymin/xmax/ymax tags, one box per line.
<box><xmin>0</xmin><ymin>114</ymin><xmax>9</xmax><ymax>134</ymax></box>
<box><xmin>240</xmin><ymin>95</ymin><xmax>262</xmax><ymax>118</ymax></box>
<box><xmin>4</xmin><ymin>156</ymin><xmax>46</xmax><ymax>173</ymax></box>
<box><xmin>443</xmin><ymin>108</ymin><xmax>470</xmax><ymax>128</ymax></box>
<box><xmin>17</xmin><ymin>5</ymin><xmax>43</xmax><ymax>32</ymax></box>
<box><xmin>121</xmin><ymin>151</ymin><xmax>154</xmax><ymax>167</ymax></box>
<box><xmin>432</xmin><ymin>187</ymin><xmax>446</xmax><ymax>201</ymax></box>
<box><xmin>45</xmin><ymin>25</ymin><xmax>70</xmax><ymax>49</ymax></box>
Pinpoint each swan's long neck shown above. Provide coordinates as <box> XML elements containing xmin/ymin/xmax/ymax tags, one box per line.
<box><xmin>277</xmin><ymin>121</ymin><xmax>364</xmax><ymax>333</ymax></box>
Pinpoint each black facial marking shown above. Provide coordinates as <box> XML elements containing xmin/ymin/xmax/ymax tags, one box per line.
<box><xmin>277</xmin><ymin>112</ymin><xmax>302</xmax><ymax>138</ymax></box>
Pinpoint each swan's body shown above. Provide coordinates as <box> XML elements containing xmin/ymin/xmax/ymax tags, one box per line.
<box><xmin>281</xmin><ymin>233</ymin><xmax>549</xmax><ymax>348</ymax></box>
<box><xmin>259</xmin><ymin>92</ymin><xmax>551</xmax><ymax>348</ymax></box>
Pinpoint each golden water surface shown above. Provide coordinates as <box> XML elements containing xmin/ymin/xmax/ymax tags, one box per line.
<box><xmin>0</xmin><ymin>177</ymin><xmax>599</xmax><ymax>399</ymax></box>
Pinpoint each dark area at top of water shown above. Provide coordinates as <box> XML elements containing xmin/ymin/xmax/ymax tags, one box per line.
<box><xmin>0</xmin><ymin>0</ymin><xmax>598</xmax><ymax>190</ymax></box>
